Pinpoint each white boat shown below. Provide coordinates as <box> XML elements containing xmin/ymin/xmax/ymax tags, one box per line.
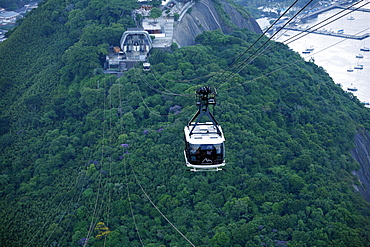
<box><xmin>354</xmin><ymin>64</ymin><xmax>364</xmax><ymax>70</ymax></box>
<box><xmin>356</xmin><ymin>54</ymin><xmax>364</xmax><ymax>58</ymax></box>
<box><xmin>302</xmin><ymin>45</ymin><xmax>314</xmax><ymax>54</ymax></box>
<box><xmin>347</xmin><ymin>67</ymin><xmax>353</xmax><ymax>72</ymax></box>
<box><xmin>347</xmin><ymin>87</ymin><xmax>358</xmax><ymax>92</ymax></box>
<box><xmin>347</xmin><ymin>16</ymin><xmax>355</xmax><ymax>20</ymax></box>
<box><xmin>305</xmin><ymin>45</ymin><xmax>314</xmax><ymax>51</ymax></box>
<box><xmin>360</xmin><ymin>47</ymin><xmax>370</xmax><ymax>52</ymax></box>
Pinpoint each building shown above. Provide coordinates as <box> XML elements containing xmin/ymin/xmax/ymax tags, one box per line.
<box><xmin>142</xmin><ymin>20</ymin><xmax>165</xmax><ymax>37</ymax></box>
<box><xmin>0</xmin><ymin>11</ymin><xmax>20</xmax><ymax>23</ymax></box>
<box><xmin>120</xmin><ymin>28</ymin><xmax>153</xmax><ymax>61</ymax></box>
<box><xmin>105</xmin><ymin>28</ymin><xmax>153</xmax><ymax>72</ymax></box>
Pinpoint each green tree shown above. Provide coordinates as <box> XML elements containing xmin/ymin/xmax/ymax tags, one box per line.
<box><xmin>149</xmin><ymin>7</ymin><xmax>162</xmax><ymax>21</ymax></box>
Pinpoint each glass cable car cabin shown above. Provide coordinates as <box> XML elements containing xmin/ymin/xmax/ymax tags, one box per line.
<box><xmin>184</xmin><ymin>87</ymin><xmax>225</xmax><ymax>172</ymax></box>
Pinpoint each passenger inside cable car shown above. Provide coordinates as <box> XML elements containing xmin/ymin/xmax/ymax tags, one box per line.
<box><xmin>186</xmin><ymin>143</ymin><xmax>224</xmax><ymax>165</ymax></box>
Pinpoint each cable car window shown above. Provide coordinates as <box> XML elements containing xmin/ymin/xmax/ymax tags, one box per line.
<box><xmin>187</xmin><ymin>143</ymin><xmax>224</xmax><ymax>165</ymax></box>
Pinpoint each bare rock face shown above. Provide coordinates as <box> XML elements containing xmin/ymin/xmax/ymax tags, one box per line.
<box><xmin>351</xmin><ymin>129</ymin><xmax>370</xmax><ymax>202</ymax></box>
<box><xmin>173</xmin><ymin>0</ymin><xmax>261</xmax><ymax>47</ymax></box>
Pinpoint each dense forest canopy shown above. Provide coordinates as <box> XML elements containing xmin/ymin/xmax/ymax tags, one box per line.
<box><xmin>1</xmin><ymin>0</ymin><xmax>370</xmax><ymax>246</ymax></box>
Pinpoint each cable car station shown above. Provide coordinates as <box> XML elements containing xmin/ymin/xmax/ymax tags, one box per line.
<box><xmin>104</xmin><ymin>28</ymin><xmax>152</xmax><ymax>73</ymax></box>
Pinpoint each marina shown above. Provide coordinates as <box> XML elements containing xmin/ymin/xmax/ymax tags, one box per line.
<box><xmin>294</xmin><ymin>1</ymin><xmax>370</xmax><ymax>22</ymax></box>
<box><xmin>282</xmin><ymin>26</ymin><xmax>370</xmax><ymax>40</ymax></box>
<box><xmin>263</xmin><ymin>1</ymin><xmax>370</xmax><ymax>106</ymax></box>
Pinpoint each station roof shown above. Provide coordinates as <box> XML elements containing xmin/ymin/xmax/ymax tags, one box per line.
<box><xmin>0</xmin><ymin>11</ymin><xmax>20</xmax><ymax>19</ymax></box>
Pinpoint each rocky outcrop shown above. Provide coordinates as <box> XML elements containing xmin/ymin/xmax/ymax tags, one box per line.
<box><xmin>351</xmin><ymin>129</ymin><xmax>370</xmax><ymax>202</ymax></box>
<box><xmin>173</xmin><ymin>0</ymin><xmax>261</xmax><ymax>47</ymax></box>
<box><xmin>220</xmin><ymin>1</ymin><xmax>261</xmax><ymax>31</ymax></box>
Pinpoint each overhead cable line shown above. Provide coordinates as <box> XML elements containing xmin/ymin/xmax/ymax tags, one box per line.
<box><xmin>117</xmin><ymin>76</ymin><xmax>194</xmax><ymax>245</ymax></box>
<box><xmin>243</xmin><ymin>0</ymin><xmax>368</xmax><ymax>70</ymax></box>
<box><xmin>218</xmin><ymin>0</ymin><xmax>315</xmax><ymax>89</ymax></box>
<box><xmin>84</xmin><ymin>148</ymin><xmax>104</xmax><ymax>245</ymax></box>
<box><xmin>24</xmin><ymin>172</ymin><xmax>86</xmax><ymax>246</ymax></box>
<box><xmin>103</xmin><ymin>85</ymin><xmax>115</xmax><ymax>246</ymax></box>
<box><xmin>117</xmin><ymin>79</ymin><xmax>145</xmax><ymax>246</ymax></box>
<box><xmin>123</xmin><ymin>151</ymin><xmax>145</xmax><ymax>246</ymax></box>
<box><xmin>230</xmin><ymin>1</ymin><xmax>369</xmax><ymax>80</ymax></box>
<box><xmin>139</xmin><ymin>10</ymin><xmax>297</xmax><ymax>97</ymax></box>
<box><xmin>146</xmin><ymin>2</ymin><xmax>320</xmax><ymax>87</ymax></box>
<box><xmin>215</xmin><ymin>0</ymin><xmax>301</xmax><ymax>86</ymax></box>
<box><xmin>218</xmin><ymin>0</ymin><xmax>368</xmax><ymax>90</ymax></box>
<box><xmin>90</xmin><ymin>93</ymin><xmax>119</xmax><ymax>247</ymax></box>
<box><xmin>305</xmin><ymin>27</ymin><xmax>370</xmax><ymax>57</ymax></box>
<box><xmin>49</xmin><ymin>136</ymin><xmax>98</xmax><ymax>245</ymax></box>
<box><xmin>249</xmin><ymin>0</ymin><xmax>369</xmax><ymax>65</ymax></box>
<box><xmin>84</xmin><ymin>84</ymin><xmax>109</xmax><ymax>247</ymax></box>
<box><xmin>137</xmin><ymin>67</ymin><xmax>194</xmax><ymax>97</ymax></box>
<box><xmin>131</xmin><ymin>168</ymin><xmax>196</xmax><ymax>247</ymax></box>
<box><xmin>134</xmin><ymin>71</ymin><xmax>167</xmax><ymax>117</ymax></box>
<box><xmin>45</xmin><ymin>210</ymin><xmax>68</xmax><ymax>244</ymax></box>
<box><xmin>57</xmin><ymin>172</ymin><xmax>88</xmax><ymax>244</ymax></box>
<box><xmin>132</xmin><ymin>1</ymin><xmax>305</xmax><ymax>95</ymax></box>
<box><xmin>284</xmin><ymin>0</ymin><xmax>369</xmax><ymax>45</ymax></box>
<box><xmin>171</xmin><ymin>72</ymin><xmax>219</xmax><ymax>83</ymax></box>
<box><xmin>133</xmin><ymin>73</ymin><xmax>194</xmax><ymax>119</ymax></box>
<box><xmin>24</xmin><ymin>185</ymin><xmax>64</xmax><ymax>246</ymax></box>
<box><xmin>218</xmin><ymin>27</ymin><xmax>370</xmax><ymax>93</ymax></box>
<box><xmin>134</xmin><ymin>69</ymin><xmax>200</xmax><ymax>118</ymax></box>
<box><xmin>147</xmin><ymin>68</ymin><xmax>177</xmax><ymax>94</ymax></box>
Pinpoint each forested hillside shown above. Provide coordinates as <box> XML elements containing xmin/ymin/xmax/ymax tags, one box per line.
<box><xmin>1</xmin><ymin>0</ymin><xmax>370</xmax><ymax>246</ymax></box>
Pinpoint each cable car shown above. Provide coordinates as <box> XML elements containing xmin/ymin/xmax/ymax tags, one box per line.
<box><xmin>184</xmin><ymin>87</ymin><xmax>225</xmax><ymax>172</ymax></box>
<box><xmin>143</xmin><ymin>62</ymin><xmax>151</xmax><ymax>71</ymax></box>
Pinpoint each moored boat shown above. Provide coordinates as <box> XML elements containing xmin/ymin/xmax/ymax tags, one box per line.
<box><xmin>347</xmin><ymin>87</ymin><xmax>358</xmax><ymax>92</ymax></box>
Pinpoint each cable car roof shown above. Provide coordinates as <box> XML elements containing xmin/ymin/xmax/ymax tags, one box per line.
<box><xmin>184</xmin><ymin>123</ymin><xmax>225</xmax><ymax>144</ymax></box>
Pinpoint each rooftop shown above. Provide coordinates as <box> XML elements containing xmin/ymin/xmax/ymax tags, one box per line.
<box><xmin>0</xmin><ymin>11</ymin><xmax>19</xmax><ymax>19</ymax></box>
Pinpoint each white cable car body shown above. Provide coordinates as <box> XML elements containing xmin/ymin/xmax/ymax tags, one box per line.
<box><xmin>184</xmin><ymin>87</ymin><xmax>225</xmax><ymax>172</ymax></box>
<box><xmin>143</xmin><ymin>62</ymin><xmax>151</xmax><ymax>71</ymax></box>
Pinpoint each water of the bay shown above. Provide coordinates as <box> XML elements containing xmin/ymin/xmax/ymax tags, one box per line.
<box><xmin>257</xmin><ymin>3</ymin><xmax>370</xmax><ymax>106</ymax></box>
